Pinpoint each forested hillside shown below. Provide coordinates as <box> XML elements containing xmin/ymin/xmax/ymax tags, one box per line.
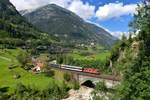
<box><xmin>92</xmin><ymin>0</ymin><xmax>150</xmax><ymax>99</ymax></box>
<box><xmin>93</xmin><ymin>0</ymin><xmax>150</xmax><ymax>99</ymax></box>
<box><xmin>0</xmin><ymin>0</ymin><xmax>55</xmax><ymax>48</ymax></box>
<box><xmin>115</xmin><ymin>0</ymin><xmax>150</xmax><ymax>99</ymax></box>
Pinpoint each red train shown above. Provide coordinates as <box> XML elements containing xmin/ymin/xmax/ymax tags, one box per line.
<box><xmin>50</xmin><ymin>64</ymin><xmax>100</xmax><ymax>75</ymax></box>
<box><xmin>61</xmin><ymin>65</ymin><xmax>100</xmax><ymax>74</ymax></box>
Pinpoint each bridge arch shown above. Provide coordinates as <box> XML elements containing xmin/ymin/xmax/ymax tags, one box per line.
<box><xmin>78</xmin><ymin>75</ymin><xmax>119</xmax><ymax>88</ymax></box>
<box><xmin>81</xmin><ymin>80</ymin><xmax>95</xmax><ymax>88</ymax></box>
<box><xmin>79</xmin><ymin>75</ymin><xmax>100</xmax><ymax>85</ymax></box>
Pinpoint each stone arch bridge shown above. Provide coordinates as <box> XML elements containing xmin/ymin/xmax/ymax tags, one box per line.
<box><xmin>50</xmin><ymin>65</ymin><xmax>121</xmax><ymax>88</ymax></box>
<box><xmin>73</xmin><ymin>73</ymin><xmax>120</xmax><ymax>88</ymax></box>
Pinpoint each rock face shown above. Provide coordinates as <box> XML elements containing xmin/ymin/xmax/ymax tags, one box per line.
<box><xmin>22</xmin><ymin>4</ymin><xmax>117</xmax><ymax>48</ymax></box>
<box><xmin>63</xmin><ymin>86</ymin><xmax>94</xmax><ymax>100</ymax></box>
<box><xmin>131</xmin><ymin>41</ymin><xmax>140</xmax><ymax>57</ymax></box>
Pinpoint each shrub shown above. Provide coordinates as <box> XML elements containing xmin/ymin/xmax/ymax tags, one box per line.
<box><xmin>95</xmin><ymin>81</ymin><xmax>108</xmax><ymax>93</ymax></box>
<box><xmin>73</xmin><ymin>81</ymin><xmax>80</xmax><ymax>90</ymax></box>
<box><xmin>11</xmin><ymin>83</ymin><xmax>69</xmax><ymax>100</ymax></box>
<box><xmin>0</xmin><ymin>91</ymin><xmax>9</xmax><ymax>100</ymax></box>
<box><xmin>24</xmin><ymin>63</ymin><xmax>34</xmax><ymax>70</ymax></box>
<box><xmin>8</xmin><ymin>64</ymin><xmax>17</xmax><ymax>69</ymax></box>
<box><xmin>13</xmin><ymin>73</ymin><xmax>21</xmax><ymax>79</ymax></box>
<box><xmin>16</xmin><ymin>50</ymin><xmax>31</xmax><ymax>68</ymax></box>
<box><xmin>63</xmin><ymin>73</ymin><xmax>71</xmax><ymax>82</ymax></box>
<box><xmin>43</xmin><ymin>70</ymin><xmax>55</xmax><ymax>77</ymax></box>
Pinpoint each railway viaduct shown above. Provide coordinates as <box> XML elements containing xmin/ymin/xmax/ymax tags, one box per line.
<box><xmin>73</xmin><ymin>73</ymin><xmax>120</xmax><ymax>88</ymax></box>
<box><xmin>50</xmin><ymin>65</ymin><xmax>121</xmax><ymax>88</ymax></box>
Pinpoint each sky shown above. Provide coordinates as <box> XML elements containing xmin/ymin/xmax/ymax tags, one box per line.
<box><xmin>10</xmin><ymin>0</ymin><xmax>141</xmax><ymax>38</ymax></box>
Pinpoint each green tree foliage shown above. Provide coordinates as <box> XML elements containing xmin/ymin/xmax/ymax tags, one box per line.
<box><xmin>115</xmin><ymin>50</ymin><xmax>150</xmax><ymax>99</ymax></box>
<box><xmin>92</xmin><ymin>81</ymin><xmax>108</xmax><ymax>100</ymax></box>
<box><xmin>0</xmin><ymin>87</ymin><xmax>9</xmax><ymax>100</ymax></box>
<box><xmin>109</xmin><ymin>34</ymin><xmax>128</xmax><ymax>62</ymax></box>
<box><xmin>115</xmin><ymin>0</ymin><xmax>150</xmax><ymax>99</ymax></box>
<box><xmin>43</xmin><ymin>67</ymin><xmax>55</xmax><ymax>77</ymax></box>
<box><xmin>104</xmin><ymin>33</ymin><xmax>130</xmax><ymax>71</ymax></box>
<box><xmin>131</xmin><ymin>0</ymin><xmax>150</xmax><ymax>56</ymax></box>
<box><xmin>0</xmin><ymin>0</ymin><xmax>39</xmax><ymax>39</ymax></box>
<box><xmin>10</xmin><ymin>83</ymin><xmax>69</xmax><ymax>100</ymax></box>
<box><xmin>73</xmin><ymin>81</ymin><xmax>80</xmax><ymax>90</ymax></box>
<box><xmin>95</xmin><ymin>81</ymin><xmax>108</xmax><ymax>93</ymax></box>
<box><xmin>56</xmin><ymin>54</ymin><xmax>64</xmax><ymax>64</ymax></box>
<box><xmin>0</xmin><ymin>0</ymin><xmax>57</xmax><ymax>48</ymax></box>
<box><xmin>16</xmin><ymin>50</ymin><xmax>31</xmax><ymax>67</ymax></box>
<box><xmin>64</xmin><ymin>73</ymin><xmax>71</xmax><ymax>82</ymax></box>
<box><xmin>56</xmin><ymin>53</ymin><xmax>105</xmax><ymax>69</ymax></box>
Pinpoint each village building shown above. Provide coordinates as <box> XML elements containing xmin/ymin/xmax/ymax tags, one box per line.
<box><xmin>32</xmin><ymin>59</ymin><xmax>44</xmax><ymax>72</ymax></box>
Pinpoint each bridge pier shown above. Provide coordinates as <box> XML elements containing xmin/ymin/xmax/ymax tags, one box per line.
<box><xmin>73</xmin><ymin>73</ymin><xmax>79</xmax><ymax>82</ymax></box>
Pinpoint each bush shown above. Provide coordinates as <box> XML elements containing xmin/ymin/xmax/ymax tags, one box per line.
<box><xmin>0</xmin><ymin>87</ymin><xmax>9</xmax><ymax>100</ymax></box>
<box><xmin>0</xmin><ymin>92</ymin><xmax>9</xmax><ymax>100</ymax></box>
<box><xmin>24</xmin><ymin>63</ymin><xmax>34</xmax><ymax>70</ymax></box>
<box><xmin>11</xmin><ymin>83</ymin><xmax>69</xmax><ymax>100</ymax></box>
<box><xmin>13</xmin><ymin>73</ymin><xmax>21</xmax><ymax>79</ymax></box>
<box><xmin>44</xmin><ymin>70</ymin><xmax>55</xmax><ymax>77</ymax></box>
<box><xmin>95</xmin><ymin>81</ymin><xmax>108</xmax><ymax>93</ymax></box>
<box><xmin>73</xmin><ymin>81</ymin><xmax>80</xmax><ymax>90</ymax></box>
<box><xmin>16</xmin><ymin>50</ymin><xmax>31</xmax><ymax>68</ymax></box>
<box><xmin>64</xmin><ymin>73</ymin><xmax>71</xmax><ymax>82</ymax></box>
<box><xmin>8</xmin><ymin>64</ymin><xmax>17</xmax><ymax>69</ymax></box>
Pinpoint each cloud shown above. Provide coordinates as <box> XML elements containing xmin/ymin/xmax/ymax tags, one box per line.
<box><xmin>68</xmin><ymin>0</ymin><xmax>95</xmax><ymax>20</ymax></box>
<box><xmin>96</xmin><ymin>3</ymin><xmax>137</xmax><ymax>20</ymax></box>
<box><xmin>85</xmin><ymin>20</ymin><xmax>124</xmax><ymax>38</ymax></box>
<box><xmin>10</xmin><ymin>0</ymin><xmax>95</xmax><ymax>20</ymax></box>
<box><xmin>10</xmin><ymin>0</ymin><xmax>72</xmax><ymax>10</ymax></box>
<box><xmin>10</xmin><ymin>0</ymin><xmax>49</xmax><ymax>10</ymax></box>
<box><xmin>111</xmin><ymin>31</ymin><xmax>130</xmax><ymax>39</ymax></box>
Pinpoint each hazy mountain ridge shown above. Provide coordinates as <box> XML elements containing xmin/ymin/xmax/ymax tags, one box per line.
<box><xmin>19</xmin><ymin>9</ymin><xmax>36</xmax><ymax>16</ymax></box>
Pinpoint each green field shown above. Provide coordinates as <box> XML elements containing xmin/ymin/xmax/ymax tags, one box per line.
<box><xmin>0</xmin><ymin>49</ymin><xmax>63</xmax><ymax>94</ymax></box>
<box><xmin>58</xmin><ymin>48</ymin><xmax>111</xmax><ymax>70</ymax></box>
<box><xmin>70</xmin><ymin>48</ymin><xmax>110</xmax><ymax>62</ymax></box>
<box><xmin>71</xmin><ymin>51</ymin><xmax>110</xmax><ymax>61</ymax></box>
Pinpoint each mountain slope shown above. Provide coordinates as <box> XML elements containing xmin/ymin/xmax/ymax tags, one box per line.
<box><xmin>0</xmin><ymin>0</ymin><xmax>56</xmax><ymax>47</ymax></box>
<box><xmin>22</xmin><ymin>4</ymin><xmax>117</xmax><ymax>48</ymax></box>
<box><xmin>0</xmin><ymin>0</ymin><xmax>40</xmax><ymax>39</ymax></box>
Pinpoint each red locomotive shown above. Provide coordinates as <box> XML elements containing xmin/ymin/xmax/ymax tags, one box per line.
<box><xmin>83</xmin><ymin>68</ymin><xmax>100</xmax><ymax>74</ymax></box>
